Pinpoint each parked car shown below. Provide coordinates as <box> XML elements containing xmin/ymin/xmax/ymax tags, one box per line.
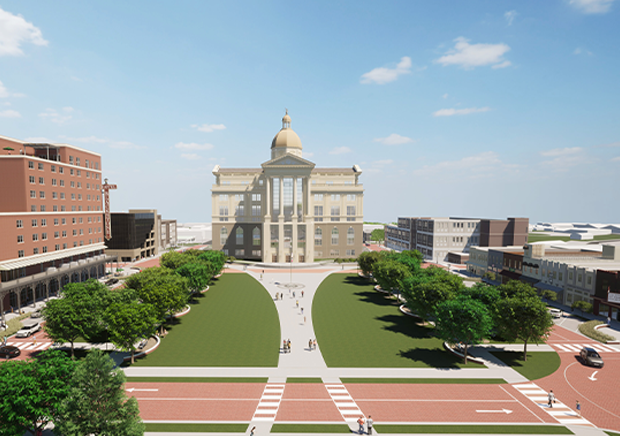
<box><xmin>0</xmin><ymin>345</ymin><xmax>20</xmax><ymax>359</ymax></box>
<box><xmin>580</xmin><ymin>347</ymin><xmax>604</xmax><ymax>368</ymax></box>
<box><xmin>549</xmin><ymin>308</ymin><xmax>562</xmax><ymax>318</ymax></box>
<box><xmin>15</xmin><ymin>322</ymin><xmax>41</xmax><ymax>338</ymax></box>
<box><xmin>30</xmin><ymin>310</ymin><xmax>42</xmax><ymax>318</ymax></box>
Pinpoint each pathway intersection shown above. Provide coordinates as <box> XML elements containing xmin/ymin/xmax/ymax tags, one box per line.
<box><xmin>120</xmin><ymin>263</ymin><xmax>619</xmax><ymax>436</ymax></box>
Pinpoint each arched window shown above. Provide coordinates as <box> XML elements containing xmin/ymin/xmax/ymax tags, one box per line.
<box><xmin>331</xmin><ymin>227</ymin><xmax>339</xmax><ymax>245</ymax></box>
<box><xmin>236</xmin><ymin>228</ymin><xmax>244</xmax><ymax>245</ymax></box>
<box><xmin>253</xmin><ymin>227</ymin><xmax>261</xmax><ymax>246</ymax></box>
<box><xmin>314</xmin><ymin>228</ymin><xmax>322</xmax><ymax>246</ymax></box>
<box><xmin>347</xmin><ymin>227</ymin><xmax>355</xmax><ymax>245</ymax></box>
<box><xmin>220</xmin><ymin>227</ymin><xmax>228</xmax><ymax>245</ymax></box>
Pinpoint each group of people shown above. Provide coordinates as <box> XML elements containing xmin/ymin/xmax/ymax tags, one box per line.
<box><xmin>548</xmin><ymin>390</ymin><xmax>582</xmax><ymax>416</ymax></box>
<box><xmin>274</xmin><ymin>292</ymin><xmax>284</xmax><ymax>300</ymax></box>
<box><xmin>308</xmin><ymin>339</ymin><xmax>317</xmax><ymax>350</ymax></box>
<box><xmin>357</xmin><ymin>415</ymin><xmax>373</xmax><ymax>435</ymax></box>
<box><xmin>282</xmin><ymin>339</ymin><xmax>292</xmax><ymax>353</ymax></box>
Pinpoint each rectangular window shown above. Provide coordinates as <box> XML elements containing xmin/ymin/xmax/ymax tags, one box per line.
<box><xmin>331</xmin><ymin>194</ymin><xmax>340</xmax><ymax>201</ymax></box>
<box><xmin>42</xmin><ymin>246</ymin><xmax>47</xmax><ymax>253</ymax></box>
<box><xmin>33</xmin><ymin>247</ymin><xmax>39</xmax><ymax>255</ymax></box>
<box><xmin>32</xmin><ymin>219</ymin><xmax>37</xmax><ymax>227</ymax></box>
<box><xmin>60</xmin><ymin>193</ymin><xmax>65</xmax><ymax>199</ymax></box>
<box><xmin>330</xmin><ymin>206</ymin><xmax>340</xmax><ymax>222</ymax></box>
<box><xmin>31</xmin><ymin>205</ymin><xmax>36</xmax><ymax>212</ymax></box>
<box><xmin>55</xmin><ymin>244</ymin><xmax>60</xmax><ymax>251</ymax></box>
<box><xmin>62</xmin><ymin>231</ymin><xmax>67</xmax><ymax>237</ymax></box>
<box><xmin>252</xmin><ymin>205</ymin><xmax>261</xmax><ymax>216</ymax></box>
<box><xmin>38</xmin><ymin>163</ymin><xmax>44</xmax><ymax>170</ymax></box>
<box><xmin>235</xmin><ymin>249</ymin><xmax>244</xmax><ymax>257</ymax></box>
<box><xmin>16</xmin><ymin>219</ymin><xmax>23</xmax><ymax>228</ymax></box>
<box><xmin>219</xmin><ymin>206</ymin><xmax>228</xmax><ymax>216</ymax></box>
<box><xmin>59</xmin><ymin>167</ymin><xmax>64</xmax><ymax>174</ymax></box>
<box><xmin>51</xmin><ymin>165</ymin><xmax>56</xmax><ymax>172</ymax></box>
<box><xmin>252</xmin><ymin>193</ymin><xmax>261</xmax><ymax>202</ymax></box>
<box><xmin>30</xmin><ymin>190</ymin><xmax>36</xmax><ymax>198</ymax></box>
<box><xmin>41</xmin><ymin>219</ymin><xmax>47</xmax><ymax>226</ymax></box>
<box><xmin>314</xmin><ymin>206</ymin><xmax>323</xmax><ymax>222</ymax></box>
<box><xmin>347</xmin><ymin>194</ymin><xmax>356</xmax><ymax>201</ymax></box>
<box><xmin>77</xmin><ymin>170</ymin><xmax>81</xmax><ymax>176</ymax></box>
<box><xmin>235</xmin><ymin>194</ymin><xmax>244</xmax><ymax>201</ymax></box>
<box><xmin>236</xmin><ymin>204</ymin><xmax>244</xmax><ymax>216</ymax></box>
<box><xmin>330</xmin><ymin>249</ymin><xmax>340</xmax><ymax>256</ymax></box>
<box><xmin>42</xmin><ymin>233</ymin><xmax>47</xmax><ymax>240</ymax></box>
<box><xmin>347</xmin><ymin>206</ymin><xmax>356</xmax><ymax>222</ymax></box>
<box><xmin>60</xmin><ymin>180</ymin><xmax>64</xmax><ymax>186</ymax></box>
<box><xmin>29</xmin><ymin>175</ymin><xmax>35</xmax><ymax>183</ymax></box>
<box><xmin>54</xmin><ymin>231</ymin><xmax>59</xmax><ymax>238</ymax></box>
<box><xmin>18</xmin><ymin>250</ymin><xmax>24</xmax><ymax>258</ymax></box>
<box><xmin>53</xmin><ymin>192</ymin><xmax>58</xmax><ymax>199</ymax></box>
<box><xmin>314</xmin><ymin>193</ymin><xmax>323</xmax><ymax>201</ymax></box>
<box><xmin>219</xmin><ymin>194</ymin><xmax>228</xmax><ymax>201</ymax></box>
<box><xmin>39</xmin><ymin>177</ymin><xmax>44</xmax><ymax>184</ymax></box>
<box><xmin>29</xmin><ymin>161</ymin><xmax>34</xmax><ymax>169</ymax></box>
<box><xmin>39</xmin><ymin>191</ymin><xmax>45</xmax><ymax>199</ymax></box>
<box><xmin>32</xmin><ymin>233</ymin><xmax>38</xmax><ymax>241</ymax></box>
<box><xmin>17</xmin><ymin>235</ymin><xmax>23</xmax><ymax>243</ymax></box>
<box><xmin>346</xmin><ymin>249</ymin><xmax>355</xmax><ymax>256</ymax></box>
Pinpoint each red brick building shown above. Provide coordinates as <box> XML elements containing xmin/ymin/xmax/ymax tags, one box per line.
<box><xmin>0</xmin><ymin>135</ymin><xmax>114</xmax><ymax>323</ymax></box>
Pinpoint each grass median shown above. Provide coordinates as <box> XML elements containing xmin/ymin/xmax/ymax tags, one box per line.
<box><xmin>491</xmin><ymin>351</ymin><xmax>561</xmax><ymax>380</ymax></box>
<box><xmin>312</xmin><ymin>274</ymin><xmax>470</xmax><ymax>368</ymax></box>
<box><xmin>131</xmin><ymin>273</ymin><xmax>280</xmax><ymax>367</ymax></box>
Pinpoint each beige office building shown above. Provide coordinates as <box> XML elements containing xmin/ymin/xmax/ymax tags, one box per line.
<box><xmin>211</xmin><ymin>111</ymin><xmax>364</xmax><ymax>263</ymax></box>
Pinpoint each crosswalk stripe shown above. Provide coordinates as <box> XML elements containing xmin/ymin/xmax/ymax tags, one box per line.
<box><xmin>325</xmin><ymin>384</ymin><xmax>364</xmax><ymax>422</ymax></box>
<box><xmin>552</xmin><ymin>344</ymin><xmax>573</xmax><ymax>352</ymax></box>
<box><xmin>251</xmin><ymin>384</ymin><xmax>285</xmax><ymax>422</ymax></box>
<box><xmin>512</xmin><ymin>382</ymin><xmax>594</xmax><ymax>427</ymax></box>
<box><xmin>550</xmin><ymin>343</ymin><xmax>619</xmax><ymax>353</ymax></box>
<box><xmin>587</xmin><ymin>343</ymin><xmax>618</xmax><ymax>352</ymax></box>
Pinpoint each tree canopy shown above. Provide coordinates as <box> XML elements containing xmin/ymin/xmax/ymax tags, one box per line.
<box><xmin>105</xmin><ymin>301</ymin><xmax>157</xmax><ymax>364</ymax></box>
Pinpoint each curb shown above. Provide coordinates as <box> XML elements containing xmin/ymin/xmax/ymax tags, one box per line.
<box><xmin>443</xmin><ymin>341</ymin><xmax>486</xmax><ymax>365</ymax></box>
<box><xmin>123</xmin><ymin>335</ymin><xmax>161</xmax><ymax>363</ymax></box>
<box><xmin>173</xmin><ymin>305</ymin><xmax>191</xmax><ymax>318</ymax></box>
<box><xmin>200</xmin><ymin>286</ymin><xmax>210</xmax><ymax>294</ymax></box>
<box><xmin>594</xmin><ymin>323</ymin><xmax>620</xmax><ymax>344</ymax></box>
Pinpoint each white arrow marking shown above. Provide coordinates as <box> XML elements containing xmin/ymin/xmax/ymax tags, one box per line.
<box><xmin>476</xmin><ymin>409</ymin><xmax>513</xmax><ymax>414</ymax></box>
<box><xmin>125</xmin><ymin>388</ymin><xmax>159</xmax><ymax>393</ymax></box>
<box><xmin>588</xmin><ymin>371</ymin><xmax>598</xmax><ymax>381</ymax></box>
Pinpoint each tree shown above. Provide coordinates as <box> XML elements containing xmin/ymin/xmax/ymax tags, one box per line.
<box><xmin>435</xmin><ymin>296</ymin><xmax>493</xmax><ymax>364</ymax></box>
<box><xmin>401</xmin><ymin>267</ymin><xmax>464</xmax><ymax>321</ymax></box>
<box><xmin>56</xmin><ymin>350</ymin><xmax>144</xmax><ymax>436</ymax></box>
<box><xmin>197</xmin><ymin>250</ymin><xmax>227</xmax><ymax>277</ymax></box>
<box><xmin>176</xmin><ymin>262</ymin><xmax>212</xmax><ymax>293</ymax></box>
<box><xmin>370</xmin><ymin>228</ymin><xmax>385</xmax><ymax>242</ymax></box>
<box><xmin>159</xmin><ymin>251</ymin><xmax>194</xmax><ymax>270</ymax></box>
<box><xmin>482</xmin><ymin>271</ymin><xmax>496</xmax><ymax>282</ymax></box>
<box><xmin>459</xmin><ymin>282</ymin><xmax>501</xmax><ymax>308</ymax></box>
<box><xmin>106</xmin><ymin>301</ymin><xmax>157</xmax><ymax>364</ymax></box>
<box><xmin>127</xmin><ymin>267</ymin><xmax>189</xmax><ymax>334</ymax></box>
<box><xmin>499</xmin><ymin>280</ymin><xmax>538</xmax><ymax>299</ymax></box>
<box><xmin>43</xmin><ymin>280</ymin><xmax>110</xmax><ymax>357</ymax></box>
<box><xmin>0</xmin><ymin>350</ymin><xmax>76</xmax><ymax>436</ymax></box>
<box><xmin>373</xmin><ymin>259</ymin><xmax>411</xmax><ymax>293</ymax></box>
<box><xmin>572</xmin><ymin>300</ymin><xmax>593</xmax><ymax>313</ymax></box>
<box><xmin>357</xmin><ymin>251</ymin><xmax>381</xmax><ymax>276</ymax></box>
<box><xmin>541</xmin><ymin>290</ymin><xmax>558</xmax><ymax>302</ymax></box>
<box><xmin>495</xmin><ymin>294</ymin><xmax>554</xmax><ymax>361</ymax></box>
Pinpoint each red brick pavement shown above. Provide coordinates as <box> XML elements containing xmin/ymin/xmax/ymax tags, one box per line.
<box><xmin>276</xmin><ymin>384</ymin><xmax>348</xmax><ymax>422</ymax></box>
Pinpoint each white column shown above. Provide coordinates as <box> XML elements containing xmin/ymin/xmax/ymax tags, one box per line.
<box><xmin>292</xmin><ymin>177</ymin><xmax>298</xmax><ymax>222</ymax></box>
<box><xmin>278</xmin><ymin>223</ymin><xmax>284</xmax><ymax>262</ymax></box>
<box><xmin>262</xmin><ymin>223</ymin><xmax>270</xmax><ymax>262</ymax></box>
<box><xmin>279</xmin><ymin>178</ymin><xmax>284</xmax><ymax>220</ymax></box>
<box><xmin>305</xmin><ymin>177</ymin><xmax>311</xmax><ymax>219</ymax></box>
<box><xmin>265</xmin><ymin>177</ymin><xmax>271</xmax><ymax>217</ymax></box>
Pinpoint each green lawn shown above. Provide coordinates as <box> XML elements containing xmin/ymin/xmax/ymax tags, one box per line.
<box><xmin>144</xmin><ymin>423</ymin><xmax>247</xmax><ymax>432</ymax></box>
<box><xmin>131</xmin><ymin>273</ymin><xmax>280</xmax><ymax>367</ymax></box>
<box><xmin>491</xmin><ymin>351</ymin><xmax>561</xmax><ymax>380</ymax></box>
<box><xmin>286</xmin><ymin>377</ymin><xmax>324</xmax><ymax>383</ymax></box>
<box><xmin>341</xmin><ymin>378</ymin><xmax>506</xmax><ymax>384</ymax></box>
<box><xmin>271</xmin><ymin>424</ymin><xmax>351</xmax><ymax>433</ymax></box>
<box><xmin>375</xmin><ymin>425</ymin><xmax>572</xmax><ymax>434</ymax></box>
<box><xmin>312</xmin><ymin>274</ymin><xmax>470</xmax><ymax>368</ymax></box>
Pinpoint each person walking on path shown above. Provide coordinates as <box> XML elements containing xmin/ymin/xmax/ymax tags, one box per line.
<box><xmin>293</xmin><ymin>291</ymin><xmax>296</xmax><ymax>298</ymax></box>
<box><xmin>250</xmin><ymin>426</ymin><xmax>256</xmax><ymax>436</ymax></box>
<box><xmin>280</xmin><ymin>293</ymin><xmax>283</xmax><ymax>300</ymax></box>
<box><xmin>283</xmin><ymin>339</ymin><xmax>287</xmax><ymax>353</ymax></box>
<box><xmin>357</xmin><ymin>416</ymin><xmax>365</xmax><ymax>434</ymax></box>
<box><xmin>548</xmin><ymin>390</ymin><xmax>555</xmax><ymax>408</ymax></box>
<box><xmin>576</xmin><ymin>400</ymin><xmax>581</xmax><ymax>416</ymax></box>
<box><xmin>287</xmin><ymin>339</ymin><xmax>291</xmax><ymax>352</ymax></box>
<box><xmin>296</xmin><ymin>300</ymin><xmax>299</xmax><ymax>308</ymax></box>
<box><xmin>301</xmin><ymin>307</ymin><xmax>304</xmax><ymax>315</ymax></box>
<box><xmin>366</xmin><ymin>415</ymin><xmax>373</xmax><ymax>435</ymax></box>
<box><xmin>309</xmin><ymin>339</ymin><xmax>313</xmax><ymax>350</ymax></box>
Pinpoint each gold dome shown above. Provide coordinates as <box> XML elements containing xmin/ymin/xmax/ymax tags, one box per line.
<box><xmin>271</xmin><ymin>110</ymin><xmax>302</xmax><ymax>150</ymax></box>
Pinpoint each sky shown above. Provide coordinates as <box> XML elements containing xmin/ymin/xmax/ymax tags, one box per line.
<box><xmin>0</xmin><ymin>1</ymin><xmax>618</xmax><ymax>225</ymax></box>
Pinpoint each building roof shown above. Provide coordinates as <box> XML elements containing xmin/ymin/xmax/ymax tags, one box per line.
<box><xmin>0</xmin><ymin>243</ymin><xmax>106</xmax><ymax>271</ymax></box>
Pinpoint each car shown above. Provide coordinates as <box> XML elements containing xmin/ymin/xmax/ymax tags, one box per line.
<box><xmin>0</xmin><ymin>345</ymin><xmax>21</xmax><ymax>359</ymax></box>
<box><xmin>580</xmin><ymin>347</ymin><xmax>604</xmax><ymax>368</ymax></box>
<box><xmin>30</xmin><ymin>310</ymin><xmax>42</xmax><ymax>318</ymax></box>
<box><xmin>15</xmin><ymin>322</ymin><xmax>41</xmax><ymax>338</ymax></box>
<box><xmin>549</xmin><ymin>308</ymin><xmax>562</xmax><ymax>318</ymax></box>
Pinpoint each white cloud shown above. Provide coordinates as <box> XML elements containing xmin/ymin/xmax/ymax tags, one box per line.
<box><xmin>540</xmin><ymin>147</ymin><xmax>582</xmax><ymax>157</ymax></box>
<box><xmin>442</xmin><ymin>93</ymin><xmax>448</xmax><ymax>99</ymax></box>
<box><xmin>329</xmin><ymin>146</ymin><xmax>352</xmax><ymax>155</ymax></box>
<box><xmin>412</xmin><ymin>151</ymin><xmax>508</xmax><ymax>178</ymax></box>
<box><xmin>372</xmin><ymin>159</ymin><xmax>394</xmax><ymax>166</ymax></box>
<box><xmin>574</xmin><ymin>47</ymin><xmax>593</xmax><ymax>55</ymax></box>
<box><xmin>374</xmin><ymin>134</ymin><xmax>415</xmax><ymax>145</ymax></box>
<box><xmin>360</xmin><ymin>56</ymin><xmax>412</xmax><ymax>85</ymax></box>
<box><xmin>181</xmin><ymin>153</ymin><xmax>201</xmax><ymax>160</ymax></box>
<box><xmin>491</xmin><ymin>60</ymin><xmax>512</xmax><ymax>69</ymax></box>
<box><xmin>433</xmin><ymin>107</ymin><xmax>491</xmax><ymax>117</ymax></box>
<box><xmin>174</xmin><ymin>142</ymin><xmax>214</xmax><ymax>151</ymax></box>
<box><xmin>24</xmin><ymin>136</ymin><xmax>53</xmax><ymax>142</ymax></box>
<box><xmin>38</xmin><ymin>107</ymin><xmax>73</xmax><ymax>125</ymax></box>
<box><xmin>0</xmin><ymin>80</ymin><xmax>23</xmax><ymax>98</ymax></box>
<box><xmin>612</xmin><ymin>156</ymin><xmax>620</xmax><ymax>162</ymax></box>
<box><xmin>569</xmin><ymin>0</ymin><xmax>614</xmax><ymax>14</ymax></box>
<box><xmin>0</xmin><ymin>109</ymin><xmax>20</xmax><ymax>118</ymax></box>
<box><xmin>60</xmin><ymin>135</ymin><xmax>146</xmax><ymax>150</ymax></box>
<box><xmin>600</xmin><ymin>141</ymin><xmax>620</xmax><ymax>148</ymax></box>
<box><xmin>304</xmin><ymin>152</ymin><xmax>314</xmax><ymax>158</ymax></box>
<box><xmin>435</xmin><ymin>37</ymin><xmax>511</xmax><ymax>69</ymax></box>
<box><xmin>191</xmin><ymin>123</ymin><xmax>226</xmax><ymax>133</ymax></box>
<box><xmin>0</xmin><ymin>7</ymin><xmax>48</xmax><ymax>56</ymax></box>
<box><xmin>505</xmin><ymin>10</ymin><xmax>518</xmax><ymax>25</ymax></box>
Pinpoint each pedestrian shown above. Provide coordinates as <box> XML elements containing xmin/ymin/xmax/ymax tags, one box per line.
<box><xmin>283</xmin><ymin>339</ymin><xmax>287</xmax><ymax>353</ymax></box>
<box><xmin>304</xmin><ymin>316</ymin><xmax>306</xmax><ymax>324</ymax></box>
<box><xmin>548</xmin><ymin>390</ymin><xmax>555</xmax><ymax>408</ymax></box>
<box><xmin>296</xmin><ymin>300</ymin><xmax>299</xmax><ymax>308</ymax></box>
<box><xmin>607</xmin><ymin>316</ymin><xmax>611</xmax><ymax>325</ymax></box>
<box><xmin>280</xmin><ymin>293</ymin><xmax>283</xmax><ymax>300</ymax></box>
<box><xmin>260</xmin><ymin>273</ymin><xmax>263</xmax><ymax>280</ymax></box>
<box><xmin>301</xmin><ymin>307</ymin><xmax>304</xmax><ymax>314</ymax></box>
<box><xmin>275</xmin><ymin>293</ymin><xmax>278</xmax><ymax>300</ymax></box>
<box><xmin>576</xmin><ymin>400</ymin><xmax>581</xmax><ymax>416</ymax></box>
<box><xmin>313</xmin><ymin>339</ymin><xmax>317</xmax><ymax>349</ymax></box>
<box><xmin>302</xmin><ymin>290</ymin><xmax>304</xmax><ymax>298</ymax></box>
<box><xmin>309</xmin><ymin>339</ymin><xmax>313</xmax><ymax>350</ymax></box>
<box><xmin>33</xmin><ymin>337</ymin><xmax>37</xmax><ymax>347</ymax></box>
<box><xmin>293</xmin><ymin>291</ymin><xmax>296</xmax><ymax>298</ymax></box>
<box><xmin>357</xmin><ymin>416</ymin><xmax>365</xmax><ymax>434</ymax></box>
<box><xmin>250</xmin><ymin>426</ymin><xmax>256</xmax><ymax>436</ymax></box>
<box><xmin>367</xmin><ymin>415</ymin><xmax>373</xmax><ymax>435</ymax></box>
<box><xmin>3</xmin><ymin>335</ymin><xmax>7</xmax><ymax>346</ymax></box>
<box><xmin>288</xmin><ymin>339</ymin><xmax>291</xmax><ymax>352</ymax></box>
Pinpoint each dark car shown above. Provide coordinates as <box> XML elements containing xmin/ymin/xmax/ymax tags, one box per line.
<box><xmin>0</xmin><ymin>345</ymin><xmax>21</xmax><ymax>359</ymax></box>
<box><xmin>580</xmin><ymin>347</ymin><xmax>604</xmax><ymax>368</ymax></box>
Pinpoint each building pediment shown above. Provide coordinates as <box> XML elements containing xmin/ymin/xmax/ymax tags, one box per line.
<box><xmin>261</xmin><ymin>154</ymin><xmax>316</xmax><ymax>169</ymax></box>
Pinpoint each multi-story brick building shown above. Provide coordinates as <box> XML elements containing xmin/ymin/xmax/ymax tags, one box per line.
<box><xmin>0</xmin><ymin>135</ymin><xmax>114</xmax><ymax>323</ymax></box>
<box><xmin>211</xmin><ymin>111</ymin><xmax>364</xmax><ymax>262</ymax></box>
<box><xmin>386</xmin><ymin>216</ymin><xmax>528</xmax><ymax>262</ymax></box>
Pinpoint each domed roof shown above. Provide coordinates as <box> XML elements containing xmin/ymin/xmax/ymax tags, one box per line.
<box><xmin>271</xmin><ymin>128</ymin><xmax>302</xmax><ymax>150</ymax></box>
<box><xmin>271</xmin><ymin>110</ymin><xmax>302</xmax><ymax>150</ymax></box>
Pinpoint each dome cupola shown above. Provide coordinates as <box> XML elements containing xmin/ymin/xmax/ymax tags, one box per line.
<box><xmin>271</xmin><ymin>109</ymin><xmax>302</xmax><ymax>159</ymax></box>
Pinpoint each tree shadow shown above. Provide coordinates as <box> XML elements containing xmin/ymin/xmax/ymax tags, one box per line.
<box><xmin>344</xmin><ymin>276</ymin><xmax>372</xmax><ymax>287</ymax></box>
<box><xmin>398</xmin><ymin>348</ymin><xmax>462</xmax><ymax>369</ymax></box>
<box><xmin>375</xmin><ymin>314</ymin><xmax>434</xmax><ymax>339</ymax></box>
<box><xmin>355</xmin><ymin>290</ymin><xmax>400</xmax><ymax>307</ymax></box>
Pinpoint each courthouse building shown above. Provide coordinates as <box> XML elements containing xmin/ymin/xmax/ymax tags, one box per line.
<box><xmin>211</xmin><ymin>111</ymin><xmax>364</xmax><ymax>263</ymax></box>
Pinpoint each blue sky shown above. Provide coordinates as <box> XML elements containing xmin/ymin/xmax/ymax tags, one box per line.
<box><xmin>0</xmin><ymin>1</ymin><xmax>618</xmax><ymax>224</ymax></box>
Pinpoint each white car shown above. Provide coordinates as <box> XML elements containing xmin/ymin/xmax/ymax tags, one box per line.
<box><xmin>15</xmin><ymin>322</ymin><xmax>41</xmax><ymax>338</ymax></box>
<box><xmin>549</xmin><ymin>308</ymin><xmax>562</xmax><ymax>318</ymax></box>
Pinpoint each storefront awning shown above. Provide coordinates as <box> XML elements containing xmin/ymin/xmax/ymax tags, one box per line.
<box><xmin>500</xmin><ymin>270</ymin><xmax>522</xmax><ymax>281</ymax></box>
<box><xmin>534</xmin><ymin>282</ymin><xmax>563</xmax><ymax>293</ymax></box>
<box><xmin>0</xmin><ymin>244</ymin><xmax>106</xmax><ymax>271</ymax></box>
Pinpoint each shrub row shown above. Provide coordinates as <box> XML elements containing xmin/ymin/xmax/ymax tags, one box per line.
<box><xmin>578</xmin><ymin>320</ymin><xmax>615</xmax><ymax>343</ymax></box>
